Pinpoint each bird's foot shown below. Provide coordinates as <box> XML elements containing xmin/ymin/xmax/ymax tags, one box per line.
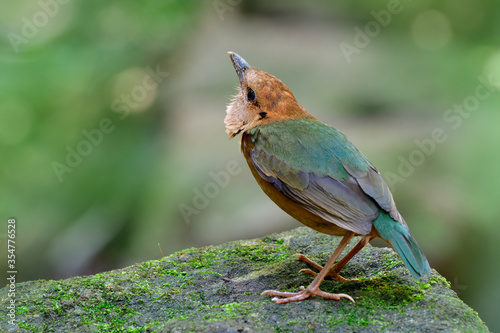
<box><xmin>261</xmin><ymin>286</ymin><xmax>354</xmax><ymax>304</ymax></box>
<box><xmin>292</xmin><ymin>253</ymin><xmax>358</xmax><ymax>283</ymax></box>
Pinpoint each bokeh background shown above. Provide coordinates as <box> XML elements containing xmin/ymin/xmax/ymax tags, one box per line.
<box><xmin>1</xmin><ymin>0</ymin><xmax>500</xmax><ymax>330</ymax></box>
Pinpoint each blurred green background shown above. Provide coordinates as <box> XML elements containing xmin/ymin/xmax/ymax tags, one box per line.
<box><xmin>1</xmin><ymin>0</ymin><xmax>500</xmax><ymax>330</ymax></box>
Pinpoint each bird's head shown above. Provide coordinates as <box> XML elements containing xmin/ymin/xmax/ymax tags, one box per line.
<box><xmin>225</xmin><ymin>52</ymin><xmax>314</xmax><ymax>139</ymax></box>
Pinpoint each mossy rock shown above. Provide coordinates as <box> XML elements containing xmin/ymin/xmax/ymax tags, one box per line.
<box><xmin>0</xmin><ymin>227</ymin><xmax>489</xmax><ymax>332</ymax></box>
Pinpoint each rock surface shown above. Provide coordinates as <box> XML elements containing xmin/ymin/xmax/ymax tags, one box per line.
<box><xmin>0</xmin><ymin>227</ymin><xmax>490</xmax><ymax>332</ymax></box>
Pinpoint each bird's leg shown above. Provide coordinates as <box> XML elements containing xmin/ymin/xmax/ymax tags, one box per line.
<box><xmin>262</xmin><ymin>232</ymin><xmax>355</xmax><ymax>304</ymax></box>
<box><xmin>329</xmin><ymin>234</ymin><xmax>375</xmax><ymax>281</ymax></box>
<box><xmin>293</xmin><ymin>234</ymin><xmax>375</xmax><ymax>282</ymax></box>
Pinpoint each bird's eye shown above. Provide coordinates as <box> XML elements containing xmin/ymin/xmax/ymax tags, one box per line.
<box><xmin>246</xmin><ymin>88</ymin><xmax>256</xmax><ymax>102</ymax></box>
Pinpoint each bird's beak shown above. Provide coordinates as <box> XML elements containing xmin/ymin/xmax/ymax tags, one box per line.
<box><xmin>228</xmin><ymin>52</ymin><xmax>250</xmax><ymax>86</ymax></box>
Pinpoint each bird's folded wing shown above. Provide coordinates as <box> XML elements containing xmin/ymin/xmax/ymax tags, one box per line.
<box><xmin>342</xmin><ymin>163</ymin><xmax>405</xmax><ymax>227</ymax></box>
<box><xmin>247</xmin><ymin>120</ymin><xmax>407</xmax><ymax>231</ymax></box>
<box><xmin>251</xmin><ymin>148</ymin><xmax>379</xmax><ymax>235</ymax></box>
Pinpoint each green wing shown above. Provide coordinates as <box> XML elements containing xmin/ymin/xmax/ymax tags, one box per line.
<box><xmin>248</xmin><ymin>119</ymin><xmax>405</xmax><ymax>235</ymax></box>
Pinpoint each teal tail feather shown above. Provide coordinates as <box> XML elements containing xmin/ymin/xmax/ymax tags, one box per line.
<box><xmin>373</xmin><ymin>211</ymin><xmax>431</xmax><ymax>279</ymax></box>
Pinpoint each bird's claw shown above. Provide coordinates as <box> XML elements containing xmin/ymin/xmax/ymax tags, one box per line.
<box><xmin>299</xmin><ymin>269</ymin><xmax>318</xmax><ymax>277</ymax></box>
<box><xmin>262</xmin><ymin>286</ymin><xmax>355</xmax><ymax>304</ymax></box>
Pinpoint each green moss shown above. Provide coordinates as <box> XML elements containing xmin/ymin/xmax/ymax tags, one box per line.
<box><xmin>232</xmin><ymin>258</ymin><xmax>293</xmax><ymax>282</ymax></box>
<box><xmin>165</xmin><ymin>269</ymin><xmax>189</xmax><ymax>277</ymax></box>
<box><xmin>382</xmin><ymin>252</ymin><xmax>402</xmax><ymax>270</ymax></box>
<box><xmin>1</xmin><ymin>227</ymin><xmax>489</xmax><ymax>332</ymax></box>
<box><xmin>355</xmin><ymin>277</ymin><xmax>426</xmax><ymax>308</ymax></box>
<box><xmin>205</xmin><ymin>301</ymin><xmax>259</xmax><ymax>322</ymax></box>
<box><xmin>429</xmin><ymin>275</ymin><xmax>451</xmax><ymax>288</ymax></box>
<box><xmin>18</xmin><ymin>322</ymin><xmax>41</xmax><ymax>331</ymax></box>
<box><xmin>189</xmin><ymin>239</ymin><xmax>291</xmax><ymax>263</ymax></box>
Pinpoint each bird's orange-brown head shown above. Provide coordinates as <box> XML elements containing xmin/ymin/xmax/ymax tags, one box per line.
<box><xmin>225</xmin><ymin>52</ymin><xmax>315</xmax><ymax>138</ymax></box>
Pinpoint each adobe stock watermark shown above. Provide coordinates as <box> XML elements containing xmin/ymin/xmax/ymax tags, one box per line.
<box><xmin>213</xmin><ymin>0</ymin><xmax>243</xmax><ymax>22</ymax></box>
<box><xmin>179</xmin><ymin>160</ymin><xmax>242</xmax><ymax>224</ymax></box>
<box><xmin>383</xmin><ymin>74</ymin><xmax>500</xmax><ymax>187</ymax></box>
<box><xmin>51</xmin><ymin>64</ymin><xmax>169</xmax><ymax>182</ymax></box>
<box><xmin>451</xmin><ymin>276</ymin><xmax>467</xmax><ymax>296</ymax></box>
<box><xmin>6</xmin><ymin>218</ymin><xmax>17</xmax><ymax>328</ymax></box>
<box><xmin>340</xmin><ymin>0</ymin><xmax>413</xmax><ymax>64</ymax></box>
<box><xmin>8</xmin><ymin>0</ymin><xmax>72</xmax><ymax>53</ymax></box>
<box><xmin>111</xmin><ymin>65</ymin><xmax>169</xmax><ymax>120</ymax></box>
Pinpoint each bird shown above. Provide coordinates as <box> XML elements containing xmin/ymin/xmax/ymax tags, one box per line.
<box><xmin>224</xmin><ymin>52</ymin><xmax>431</xmax><ymax>304</ymax></box>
